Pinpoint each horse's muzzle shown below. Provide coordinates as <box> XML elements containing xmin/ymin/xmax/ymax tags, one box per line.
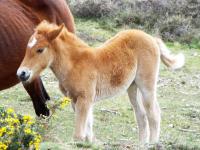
<box><xmin>17</xmin><ymin>67</ymin><xmax>31</xmax><ymax>82</ymax></box>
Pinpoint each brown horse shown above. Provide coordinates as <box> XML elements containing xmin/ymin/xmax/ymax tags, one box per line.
<box><xmin>0</xmin><ymin>0</ymin><xmax>75</xmax><ymax>116</ymax></box>
<box><xmin>17</xmin><ymin>21</ymin><xmax>184</xmax><ymax>145</ymax></box>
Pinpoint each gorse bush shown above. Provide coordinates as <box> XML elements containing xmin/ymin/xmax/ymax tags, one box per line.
<box><xmin>0</xmin><ymin>97</ymin><xmax>71</xmax><ymax>150</ymax></box>
<box><xmin>0</xmin><ymin>108</ymin><xmax>41</xmax><ymax>150</ymax></box>
<box><xmin>68</xmin><ymin>0</ymin><xmax>200</xmax><ymax>44</ymax></box>
<box><xmin>69</xmin><ymin>0</ymin><xmax>114</xmax><ymax>18</ymax></box>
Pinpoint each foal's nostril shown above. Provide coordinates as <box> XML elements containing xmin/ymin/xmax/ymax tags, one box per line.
<box><xmin>21</xmin><ymin>71</ymin><xmax>26</xmax><ymax>77</ymax></box>
<box><xmin>18</xmin><ymin>70</ymin><xmax>30</xmax><ymax>81</ymax></box>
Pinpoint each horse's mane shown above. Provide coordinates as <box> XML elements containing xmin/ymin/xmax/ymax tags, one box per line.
<box><xmin>36</xmin><ymin>21</ymin><xmax>91</xmax><ymax>50</ymax></box>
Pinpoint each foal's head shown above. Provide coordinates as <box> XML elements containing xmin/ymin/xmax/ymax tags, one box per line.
<box><xmin>17</xmin><ymin>21</ymin><xmax>64</xmax><ymax>82</ymax></box>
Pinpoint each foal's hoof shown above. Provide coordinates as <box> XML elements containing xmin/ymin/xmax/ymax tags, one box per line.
<box><xmin>86</xmin><ymin>135</ymin><xmax>96</xmax><ymax>143</ymax></box>
<box><xmin>73</xmin><ymin>135</ymin><xmax>85</xmax><ymax>142</ymax></box>
<box><xmin>148</xmin><ymin>143</ymin><xmax>164</xmax><ymax>150</ymax></box>
<box><xmin>73</xmin><ymin>135</ymin><xmax>96</xmax><ymax>143</ymax></box>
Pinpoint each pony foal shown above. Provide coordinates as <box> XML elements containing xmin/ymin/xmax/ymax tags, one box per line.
<box><xmin>17</xmin><ymin>21</ymin><xmax>184</xmax><ymax>144</ymax></box>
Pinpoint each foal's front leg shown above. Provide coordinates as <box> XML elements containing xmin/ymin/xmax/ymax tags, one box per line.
<box><xmin>85</xmin><ymin>106</ymin><xmax>94</xmax><ymax>142</ymax></box>
<box><xmin>74</xmin><ymin>96</ymin><xmax>94</xmax><ymax>142</ymax></box>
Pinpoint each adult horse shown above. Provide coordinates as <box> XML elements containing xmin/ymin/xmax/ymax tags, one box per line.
<box><xmin>0</xmin><ymin>0</ymin><xmax>75</xmax><ymax>116</ymax></box>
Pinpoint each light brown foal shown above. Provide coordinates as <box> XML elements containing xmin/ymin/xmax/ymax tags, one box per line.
<box><xmin>17</xmin><ymin>21</ymin><xmax>184</xmax><ymax>145</ymax></box>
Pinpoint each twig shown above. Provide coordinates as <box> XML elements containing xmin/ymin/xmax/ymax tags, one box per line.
<box><xmin>178</xmin><ymin>128</ymin><xmax>200</xmax><ymax>135</ymax></box>
<box><xmin>100</xmin><ymin>108</ymin><xmax>121</xmax><ymax>115</ymax></box>
<box><xmin>179</xmin><ymin>91</ymin><xmax>200</xmax><ymax>96</ymax></box>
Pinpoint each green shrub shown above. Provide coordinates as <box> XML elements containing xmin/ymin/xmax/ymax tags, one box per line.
<box><xmin>0</xmin><ymin>97</ymin><xmax>71</xmax><ymax>150</ymax></box>
<box><xmin>0</xmin><ymin>107</ymin><xmax>42</xmax><ymax>150</ymax></box>
<box><xmin>69</xmin><ymin>0</ymin><xmax>116</xmax><ymax>18</ymax></box>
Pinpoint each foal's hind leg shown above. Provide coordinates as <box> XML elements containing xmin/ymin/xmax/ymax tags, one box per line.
<box><xmin>136</xmin><ymin>79</ymin><xmax>161</xmax><ymax>144</ymax></box>
<box><xmin>128</xmin><ymin>83</ymin><xmax>149</xmax><ymax>145</ymax></box>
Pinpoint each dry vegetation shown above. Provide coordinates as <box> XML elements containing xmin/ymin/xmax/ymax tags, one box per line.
<box><xmin>68</xmin><ymin>0</ymin><xmax>200</xmax><ymax>45</ymax></box>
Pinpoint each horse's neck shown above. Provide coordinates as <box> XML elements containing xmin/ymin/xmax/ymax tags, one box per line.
<box><xmin>16</xmin><ymin>0</ymin><xmax>47</xmax><ymax>25</ymax></box>
<box><xmin>18</xmin><ymin>0</ymin><xmax>53</xmax><ymax>24</ymax></box>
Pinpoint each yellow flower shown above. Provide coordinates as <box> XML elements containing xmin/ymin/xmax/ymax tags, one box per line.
<box><xmin>5</xmin><ymin>117</ymin><xmax>19</xmax><ymax>125</ymax></box>
<box><xmin>7</xmin><ymin>108</ymin><xmax>14</xmax><ymax>114</ymax></box>
<box><xmin>7</xmin><ymin>126</ymin><xmax>15</xmax><ymax>135</ymax></box>
<box><xmin>7</xmin><ymin>130</ymin><xmax>14</xmax><ymax>135</ymax></box>
<box><xmin>24</xmin><ymin>128</ymin><xmax>32</xmax><ymax>134</ymax></box>
<box><xmin>34</xmin><ymin>135</ymin><xmax>41</xmax><ymax>150</ymax></box>
<box><xmin>27</xmin><ymin>121</ymin><xmax>34</xmax><ymax>125</ymax></box>
<box><xmin>0</xmin><ymin>127</ymin><xmax>6</xmax><ymax>137</ymax></box>
<box><xmin>0</xmin><ymin>142</ymin><xmax>7</xmax><ymax>150</ymax></box>
<box><xmin>60</xmin><ymin>97</ymin><xmax>71</xmax><ymax>109</ymax></box>
<box><xmin>23</xmin><ymin>115</ymin><xmax>32</xmax><ymax>122</ymax></box>
<box><xmin>34</xmin><ymin>143</ymin><xmax>40</xmax><ymax>150</ymax></box>
<box><xmin>13</xmin><ymin>113</ymin><xmax>17</xmax><ymax>118</ymax></box>
<box><xmin>29</xmin><ymin>141</ymin><xmax>33</xmax><ymax>146</ymax></box>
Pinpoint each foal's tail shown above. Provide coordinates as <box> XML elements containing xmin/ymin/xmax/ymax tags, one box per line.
<box><xmin>155</xmin><ymin>38</ymin><xmax>185</xmax><ymax>70</ymax></box>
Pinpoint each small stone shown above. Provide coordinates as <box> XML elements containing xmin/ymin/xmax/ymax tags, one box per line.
<box><xmin>181</xmin><ymin>81</ymin><xmax>186</xmax><ymax>85</ymax></box>
<box><xmin>192</xmin><ymin>52</ymin><xmax>198</xmax><ymax>56</ymax></box>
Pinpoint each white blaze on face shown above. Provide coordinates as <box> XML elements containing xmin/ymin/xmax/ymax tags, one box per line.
<box><xmin>28</xmin><ymin>37</ymin><xmax>37</xmax><ymax>48</ymax></box>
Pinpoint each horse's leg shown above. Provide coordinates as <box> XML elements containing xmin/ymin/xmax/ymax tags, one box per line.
<box><xmin>39</xmin><ymin>77</ymin><xmax>50</xmax><ymax>100</ymax></box>
<box><xmin>23</xmin><ymin>77</ymin><xmax>50</xmax><ymax>116</ymax></box>
<box><xmin>74</xmin><ymin>96</ymin><xmax>93</xmax><ymax>141</ymax></box>
<box><xmin>128</xmin><ymin>83</ymin><xmax>149</xmax><ymax>145</ymax></box>
<box><xmin>136</xmin><ymin>79</ymin><xmax>161</xmax><ymax>144</ymax></box>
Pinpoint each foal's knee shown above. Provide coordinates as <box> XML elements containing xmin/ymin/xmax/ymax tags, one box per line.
<box><xmin>136</xmin><ymin>110</ymin><xmax>147</xmax><ymax>125</ymax></box>
<box><xmin>145</xmin><ymin>102</ymin><xmax>160</xmax><ymax>124</ymax></box>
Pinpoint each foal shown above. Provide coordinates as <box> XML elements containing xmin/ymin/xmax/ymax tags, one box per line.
<box><xmin>17</xmin><ymin>21</ymin><xmax>184</xmax><ymax>144</ymax></box>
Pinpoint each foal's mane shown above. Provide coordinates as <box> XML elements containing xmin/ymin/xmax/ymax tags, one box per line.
<box><xmin>36</xmin><ymin>21</ymin><xmax>90</xmax><ymax>49</ymax></box>
<box><xmin>36</xmin><ymin>21</ymin><xmax>58</xmax><ymax>34</ymax></box>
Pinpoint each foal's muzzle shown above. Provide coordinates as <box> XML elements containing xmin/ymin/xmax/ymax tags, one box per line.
<box><xmin>17</xmin><ymin>67</ymin><xmax>31</xmax><ymax>82</ymax></box>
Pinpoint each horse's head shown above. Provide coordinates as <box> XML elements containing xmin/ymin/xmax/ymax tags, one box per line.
<box><xmin>17</xmin><ymin>21</ymin><xmax>64</xmax><ymax>82</ymax></box>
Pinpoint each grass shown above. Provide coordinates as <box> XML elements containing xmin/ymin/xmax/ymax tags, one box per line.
<box><xmin>0</xmin><ymin>18</ymin><xmax>200</xmax><ymax>150</ymax></box>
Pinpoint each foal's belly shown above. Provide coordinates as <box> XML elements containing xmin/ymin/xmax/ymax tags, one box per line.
<box><xmin>95</xmin><ymin>71</ymin><xmax>136</xmax><ymax>101</ymax></box>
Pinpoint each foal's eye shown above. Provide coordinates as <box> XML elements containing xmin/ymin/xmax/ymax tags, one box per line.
<box><xmin>36</xmin><ymin>48</ymin><xmax>44</xmax><ymax>53</ymax></box>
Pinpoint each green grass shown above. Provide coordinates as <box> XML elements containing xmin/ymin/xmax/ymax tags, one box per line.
<box><xmin>1</xmin><ymin>18</ymin><xmax>200</xmax><ymax>150</ymax></box>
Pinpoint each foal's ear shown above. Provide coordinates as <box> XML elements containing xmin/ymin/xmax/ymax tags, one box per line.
<box><xmin>47</xmin><ymin>24</ymin><xmax>64</xmax><ymax>42</ymax></box>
